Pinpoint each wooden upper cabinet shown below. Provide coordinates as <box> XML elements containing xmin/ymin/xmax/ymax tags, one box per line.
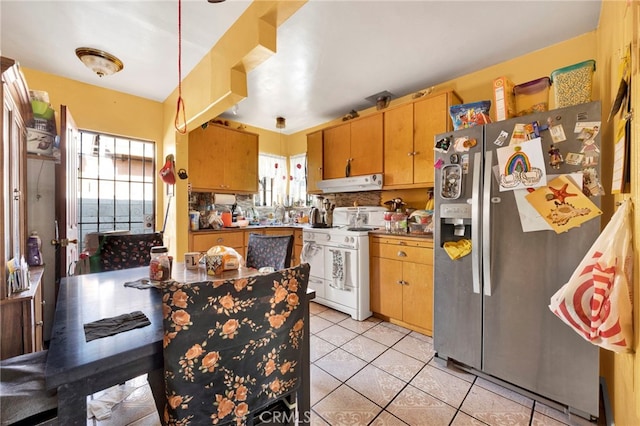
<box><xmin>188</xmin><ymin>124</ymin><xmax>258</xmax><ymax>193</ymax></box>
<box><xmin>322</xmin><ymin>123</ymin><xmax>350</xmax><ymax>179</ymax></box>
<box><xmin>323</xmin><ymin>114</ymin><xmax>383</xmax><ymax>179</ymax></box>
<box><xmin>383</xmin><ymin>103</ymin><xmax>414</xmax><ymax>186</ymax></box>
<box><xmin>383</xmin><ymin>91</ymin><xmax>461</xmax><ymax>188</ymax></box>
<box><xmin>306</xmin><ymin>130</ymin><xmax>323</xmax><ymax>194</ymax></box>
<box><xmin>350</xmin><ymin>114</ymin><xmax>383</xmax><ymax>176</ymax></box>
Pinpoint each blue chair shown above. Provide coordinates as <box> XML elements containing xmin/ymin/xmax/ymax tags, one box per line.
<box><xmin>159</xmin><ymin>263</ymin><xmax>310</xmax><ymax>425</ymax></box>
<box><xmin>245</xmin><ymin>233</ymin><xmax>294</xmax><ymax>271</ymax></box>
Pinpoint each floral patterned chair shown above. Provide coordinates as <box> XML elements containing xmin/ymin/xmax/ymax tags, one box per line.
<box><xmin>245</xmin><ymin>233</ymin><xmax>294</xmax><ymax>271</ymax></box>
<box><xmin>160</xmin><ymin>263</ymin><xmax>310</xmax><ymax>425</ymax></box>
<box><xmin>97</xmin><ymin>232</ymin><xmax>163</xmax><ymax>272</ymax></box>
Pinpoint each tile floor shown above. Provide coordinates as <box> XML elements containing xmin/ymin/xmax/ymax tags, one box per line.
<box><xmin>88</xmin><ymin>302</ymin><xmax>600</xmax><ymax>426</ymax></box>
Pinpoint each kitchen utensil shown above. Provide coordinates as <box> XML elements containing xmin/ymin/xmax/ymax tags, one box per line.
<box><xmin>384</xmin><ymin>197</ymin><xmax>406</xmax><ymax>212</ymax></box>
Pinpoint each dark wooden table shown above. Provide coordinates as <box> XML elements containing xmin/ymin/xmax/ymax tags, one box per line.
<box><xmin>45</xmin><ymin>265</ymin><xmax>314</xmax><ymax>425</ymax></box>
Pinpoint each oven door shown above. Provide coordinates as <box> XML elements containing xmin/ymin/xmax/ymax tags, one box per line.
<box><xmin>323</xmin><ymin>246</ymin><xmax>358</xmax><ymax>309</ymax></box>
<box><xmin>301</xmin><ymin>241</ymin><xmax>325</xmax><ymax>298</ymax></box>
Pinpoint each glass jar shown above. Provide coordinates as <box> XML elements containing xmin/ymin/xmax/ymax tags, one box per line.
<box><xmin>149</xmin><ymin>246</ymin><xmax>171</xmax><ymax>282</ymax></box>
<box><xmin>384</xmin><ymin>212</ymin><xmax>393</xmax><ymax>233</ymax></box>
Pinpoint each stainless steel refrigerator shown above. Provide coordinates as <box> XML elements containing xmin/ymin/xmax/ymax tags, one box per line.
<box><xmin>433</xmin><ymin>101</ymin><xmax>601</xmax><ymax>419</ymax></box>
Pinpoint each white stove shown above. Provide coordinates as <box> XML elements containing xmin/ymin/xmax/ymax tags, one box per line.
<box><xmin>301</xmin><ymin>206</ymin><xmax>387</xmax><ymax>320</ymax></box>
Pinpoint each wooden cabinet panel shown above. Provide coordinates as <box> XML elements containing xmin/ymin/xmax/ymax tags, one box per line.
<box><xmin>370</xmin><ymin>257</ymin><xmax>403</xmax><ymax>319</ymax></box>
<box><xmin>414</xmin><ymin>93</ymin><xmax>455</xmax><ymax>185</ymax></box>
<box><xmin>191</xmin><ymin>231</ymin><xmax>244</xmax><ymax>252</ymax></box>
<box><xmin>189</xmin><ymin>125</ymin><xmax>225</xmax><ymax>190</ymax></box>
<box><xmin>188</xmin><ymin>124</ymin><xmax>258</xmax><ymax>193</ymax></box>
<box><xmin>322</xmin><ymin>114</ymin><xmax>383</xmax><ymax>179</ymax></box>
<box><xmin>370</xmin><ymin>236</ymin><xmax>433</xmax><ymax>335</ymax></box>
<box><xmin>0</xmin><ymin>268</ymin><xmax>44</xmax><ymax>359</ymax></box>
<box><xmin>350</xmin><ymin>114</ymin><xmax>383</xmax><ymax>176</ymax></box>
<box><xmin>402</xmin><ymin>262</ymin><xmax>433</xmax><ymax>332</ymax></box>
<box><xmin>383</xmin><ymin>91</ymin><xmax>461</xmax><ymax>188</ymax></box>
<box><xmin>323</xmin><ymin>123</ymin><xmax>350</xmax><ymax>179</ymax></box>
<box><xmin>384</xmin><ymin>103</ymin><xmax>414</xmax><ymax>186</ymax></box>
<box><xmin>306</xmin><ymin>131</ymin><xmax>323</xmax><ymax>193</ymax></box>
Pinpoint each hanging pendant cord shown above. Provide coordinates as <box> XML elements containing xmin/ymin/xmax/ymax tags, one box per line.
<box><xmin>174</xmin><ymin>0</ymin><xmax>187</xmax><ymax>134</ymax></box>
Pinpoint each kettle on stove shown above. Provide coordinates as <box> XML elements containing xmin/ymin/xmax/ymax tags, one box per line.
<box><xmin>309</xmin><ymin>207</ymin><xmax>324</xmax><ymax>227</ymax></box>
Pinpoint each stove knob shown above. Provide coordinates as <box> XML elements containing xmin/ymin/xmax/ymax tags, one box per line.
<box><xmin>344</xmin><ymin>236</ymin><xmax>349</xmax><ymax>244</ymax></box>
<box><xmin>323</xmin><ymin>233</ymin><xmax>330</xmax><ymax>242</ymax></box>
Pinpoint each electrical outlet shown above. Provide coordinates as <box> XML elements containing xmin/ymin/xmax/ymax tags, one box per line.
<box><xmin>144</xmin><ymin>215</ymin><xmax>154</xmax><ymax>229</ymax></box>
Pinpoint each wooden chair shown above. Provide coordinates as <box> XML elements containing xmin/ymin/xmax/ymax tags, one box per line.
<box><xmin>159</xmin><ymin>263</ymin><xmax>310</xmax><ymax>425</ymax></box>
<box><xmin>0</xmin><ymin>350</ymin><xmax>57</xmax><ymax>425</ymax></box>
<box><xmin>245</xmin><ymin>233</ymin><xmax>294</xmax><ymax>271</ymax></box>
<box><xmin>96</xmin><ymin>232</ymin><xmax>163</xmax><ymax>272</ymax></box>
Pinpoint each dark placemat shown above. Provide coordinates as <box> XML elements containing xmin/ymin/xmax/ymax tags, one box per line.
<box><xmin>84</xmin><ymin>311</ymin><xmax>151</xmax><ymax>342</ymax></box>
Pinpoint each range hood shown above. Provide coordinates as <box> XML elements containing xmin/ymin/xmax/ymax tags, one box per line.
<box><xmin>316</xmin><ymin>173</ymin><xmax>383</xmax><ymax>193</ymax></box>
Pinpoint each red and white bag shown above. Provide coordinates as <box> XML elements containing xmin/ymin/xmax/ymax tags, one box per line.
<box><xmin>549</xmin><ymin>199</ymin><xmax>634</xmax><ymax>353</ymax></box>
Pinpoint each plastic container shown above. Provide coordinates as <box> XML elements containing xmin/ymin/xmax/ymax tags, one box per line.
<box><xmin>551</xmin><ymin>59</ymin><xmax>596</xmax><ymax>108</ymax></box>
<box><xmin>149</xmin><ymin>246</ymin><xmax>171</xmax><ymax>282</ymax></box>
<box><xmin>26</xmin><ymin>231</ymin><xmax>44</xmax><ymax>266</ymax></box>
<box><xmin>514</xmin><ymin>77</ymin><xmax>550</xmax><ymax>116</ymax></box>
<box><xmin>189</xmin><ymin>210</ymin><xmax>200</xmax><ymax>231</ymax></box>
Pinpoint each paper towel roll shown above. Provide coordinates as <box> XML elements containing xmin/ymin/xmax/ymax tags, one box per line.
<box><xmin>214</xmin><ymin>194</ymin><xmax>236</xmax><ymax>205</ymax></box>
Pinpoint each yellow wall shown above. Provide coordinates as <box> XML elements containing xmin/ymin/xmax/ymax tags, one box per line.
<box><xmin>16</xmin><ymin>1</ymin><xmax>640</xmax><ymax>421</ymax></box>
<box><xmin>596</xmin><ymin>0</ymin><xmax>639</xmax><ymax>424</ymax></box>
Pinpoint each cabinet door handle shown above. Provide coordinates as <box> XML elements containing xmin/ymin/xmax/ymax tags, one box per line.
<box><xmin>413</xmin><ymin>151</ymin><xmax>419</xmax><ymax>156</ymax></box>
<box><xmin>397</xmin><ymin>280</ymin><xmax>405</xmax><ymax>285</ymax></box>
<box><xmin>36</xmin><ymin>321</ymin><xmax>44</xmax><ymax>327</ymax></box>
<box><xmin>399</xmin><ymin>241</ymin><xmax>407</xmax><ymax>246</ymax></box>
<box><xmin>217</xmin><ymin>237</ymin><xmax>224</xmax><ymax>243</ymax></box>
<box><xmin>397</xmin><ymin>251</ymin><xmax>407</xmax><ymax>257</ymax></box>
<box><xmin>41</xmin><ymin>300</ymin><xmax>46</xmax><ymax>306</ymax></box>
<box><xmin>407</xmin><ymin>152</ymin><xmax>413</xmax><ymax>156</ymax></box>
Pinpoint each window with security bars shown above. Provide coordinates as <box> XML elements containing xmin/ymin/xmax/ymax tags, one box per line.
<box><xmin>77</xmin><ymin>131</ymin><xmax>156</xmax><ymax>252</ymax></box>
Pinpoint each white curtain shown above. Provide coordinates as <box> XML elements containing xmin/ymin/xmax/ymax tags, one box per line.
<box><xmin>258</xmin><ymin>153</ymin><xmax>287</xmax><ymax>205</ymax></box>
<box><xmin>289</xmin><ymin>153</ymin><xmax>307</xmax><ymax>205</ymax></box>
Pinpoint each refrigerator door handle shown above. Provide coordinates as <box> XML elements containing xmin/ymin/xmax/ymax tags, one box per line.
<box><xmin>482</xmin><ymin>150</ymin><xmax>493</xmax><ymax>296</ymax></box>
<box><xmin>471</xmin><ymin>151</ymin><xmax>482</xmax><ymax>295</ymax></box>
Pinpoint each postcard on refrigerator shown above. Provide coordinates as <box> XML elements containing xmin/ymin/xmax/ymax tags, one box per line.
<box><xmin>525</xmin><ymin>175</ymin><xmax>602</xmax><ymax>234</ymax></box>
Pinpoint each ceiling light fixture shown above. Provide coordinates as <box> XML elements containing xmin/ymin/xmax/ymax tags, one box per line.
<box><xmin>276</xmin><ymin>116</ymin><xmax>286</xmax><ymax>129</ymax></box>
<box><xmin>75</xmin><ymin>47</ymin><xmax>124</xmax><ymax>77</ymax></box>
<box><xmin>365</xmin><ymin>90</ymin><xmax>394</xmax><ymax>110</ymax></box>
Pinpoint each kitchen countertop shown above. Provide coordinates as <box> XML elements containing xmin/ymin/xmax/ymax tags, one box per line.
<box><xmin>191</xmin><ymin>225</ymin><xmax>433</xmax><ymax>240</ymax></box>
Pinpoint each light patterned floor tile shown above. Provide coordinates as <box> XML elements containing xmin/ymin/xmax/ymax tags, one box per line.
<box><xmin>317</xmin><ymin>308</ymin><xmax>350</xmax><ymax>323</ymax></box>
<box><xmin>338</xmin><ymin>316</ymin><xmax>381</xmax><ymax>334</ymax></box>
<box><xmin>346</xmin><ymin>364</ymin><xmax>406</xmax><ymax>407</ymax></box>
<box><xmin>128</xmin><ymin>412</ymin><xmax>162</xmax><ymax>426</ymax></box>
<box><xmin>310</xmin><ymin>315</ymin><xmax>334</xmax><ymax>334</ymax></box>
<box><xmin>379</xmin><ymin>321</ymin><xmax>412</xmax><ymax>335</ymax></box>
<box><xmin>363</xmin><ymin>324</ymin><xmax>408</xmax><ymax>347</ymax></box>
<box><xmin>310</xmin><ymin>335</ymin><xmax>337</xmax><ymax>362</ymax></box>
<box><xmin>341</xmin><ymin>335</ymin><xmax>388</xmax><ymax>362</ymax></box>
<box><xmin>387</xmin><ymin>384</ymin><xmax>457</xmax><ymax>426</ymax></box>
<box><xmin>475</xmin><ymin>378</ymin><xmax>534</xmax><ymax>408</ymax></box>
<box><xmin>391</xmin><ymin>334</ymin><xmax>435</xmax><ymax>363</ymax></box>
<box><xmin>315</xmin><ymin>324</ymin><xmax>359</xmax><ymax>347</ymax></box>
<box><xmin>371</xmin><ymin>348</ymin><xmax>425</xmax><ymax>383</ymax></box>
<box><xmin>428</xmin><ymin>358</ymin><xmax>477</xmax><ymax>383</ymax></box>
<box><xmin>93</xmin><ymin>382</ymin><xmax>158</xmax><ymax>426</ymax></box>
<box><xmin>313</xmin><ymin>384</ymin><xmax>381</xmax><ymax>426</ymax></box>
<box><xmin>409</xmin><ymin>330</ymin><xmax>433</xmax><ymax>343</ymax></box>
<box><xmin>314</xmin><ymin>347</ymin><xmax>367</xmax><ymax>382</ymax></box>
<box><xmin>370</xmin><ymin>410</ymin><xmax>409</xmax><ymax>425</ymax></box>
<box><xmin>410</xmin><ymin>364</ymin><xmax>472</xmax><ymax>408</ymax></box>
<box><xmin>460</xmin><ymin>385</ymin><xmax>531</xmax><ymax>426</ymax></box>
<box><xmin>531</xmin><ymin>411</ymin><xmax>570</xmax><ymax>426</ymax></box>
<box><xmin>310</xmin><ymin>364</ymin><xmax>342</xmax><ymax>406</ymax></box>
<box><xmin>533</xmin><ymin>402</ymin><xmax>596</xmax><ymax>426</ymax></box>
<box><xmin>309</xmin><ymin>409</ymin><xmax>331</xmax><ymax>425</ymax></box>
<box><xmin>310</xmin><ymin>302</ymin><xmax>330</xmax><ymax>315</ymax></box>
<box><xmin>450</xmin><ymin>411</ymin><xmax>490</xmax><ymax>425</ymax></box>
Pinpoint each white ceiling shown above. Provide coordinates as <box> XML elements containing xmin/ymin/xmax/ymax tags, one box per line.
<box><xmin>1</xmin><ymin>1</ymin><xmax>601</xmax><ymax>135</ymax></box>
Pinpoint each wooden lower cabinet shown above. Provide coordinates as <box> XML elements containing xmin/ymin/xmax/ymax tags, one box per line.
<box><xmin>189</xmin><ymin>228</ymin><xmax>302</xmax><ymax>265</ymax></box>
<box><xmin>190</xmin><ymin>231</ymin><xmax>245</xmax><ymax>255</ymax></box>
<box><xmin>0</xmin><ymin>267</ymin><xmax>44</xmax><ymax>360</ymax></box>
<box><xmin>370</xmin><ymin>235</ymin><xmax>433</xmax><ymax>335</ymax></box>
